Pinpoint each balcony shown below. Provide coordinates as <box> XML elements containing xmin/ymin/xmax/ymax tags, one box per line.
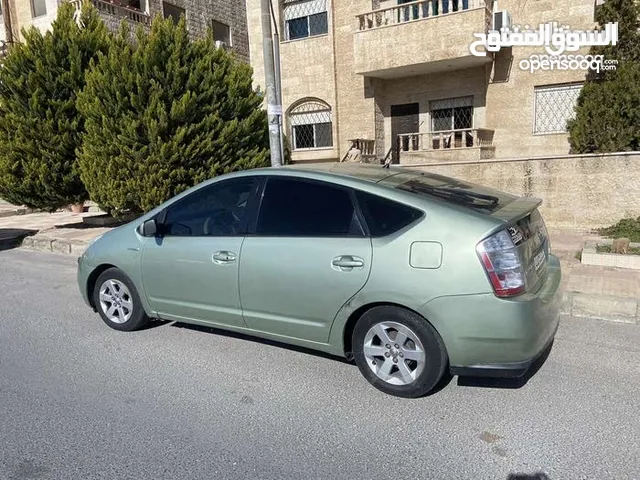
<box><xmin>354</xmin><ymin>0</ymin><xmax>493</xmax><ymax>79</ymax></box>
<box><xmin>69</xmin><ymin>0</ymin><xmax>151</xmax><ymax>26</ymax></box>
<box><xmin>397</xmin><ymin>128</ymin><xmax>495</xmax><ymax>162</ymax></box>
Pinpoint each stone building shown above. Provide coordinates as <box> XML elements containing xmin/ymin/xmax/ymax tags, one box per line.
<box><xmin>1</xmin><ymin>0</ymin><xmax>250</xmax><ymax>61</ymax></box>
<box><xmin>1</xmin><ymin>0</ymin><xmax>60</xmax><ymax>50</ymax></box>
<box><xmin>246</xmin><ymin>0</ymin><xmax>607</xmax><ymax>164</ymax></box>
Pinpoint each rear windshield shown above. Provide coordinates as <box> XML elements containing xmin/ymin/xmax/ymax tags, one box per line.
<box><xmin>394</xmin><ymin>173</ymin><xmax>516</xmax><ymax>214</ymax></box>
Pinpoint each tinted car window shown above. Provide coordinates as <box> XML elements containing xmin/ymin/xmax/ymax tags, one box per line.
<box><xmin>256</xmin><ymin>177</ymin><xmax>362</xmax><ymax>236</ymax></box>
<box><xmin>163</xmin><ymin>178</ymin><xmax>256</xmax><ymax>236</ymax></box>
<box><xmin>356</xmin><ymin>190</ymin><xmax>423</xmax><ymax>237</ymax></box>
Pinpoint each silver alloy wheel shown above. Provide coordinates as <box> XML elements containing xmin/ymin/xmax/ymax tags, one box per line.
<box><xmin>98</xmin><ymin>279</ymin><xmax>133</xmax><ymax>324</ymax></box>
<box><xmin>363</xmin><ymin>321</ymin><xmax>426</xmax><ymax>386</ymax></box>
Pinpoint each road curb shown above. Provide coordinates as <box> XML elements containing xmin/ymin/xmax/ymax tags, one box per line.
<box><xmin>21</xmin><ymin>236</ymin><xmax>87</xmax><ymax>256</ymax></box>
<box><xmin>562</xmin><ymin>292</ymin><xmax>639</xmax><ymax>325</ymax></box>
<box><xmin>0</xmin><ymin>208</ymin><xmax>27</xmax><ymax>218</ymax></box>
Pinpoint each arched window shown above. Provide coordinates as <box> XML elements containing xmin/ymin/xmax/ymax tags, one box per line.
<box><xmin>288</xmin><ymin>99</ymin><xmax>333</xmax><ymax>150</ymax></box>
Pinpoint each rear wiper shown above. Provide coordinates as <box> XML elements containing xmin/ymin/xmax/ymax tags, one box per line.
<box><xmin>402</xmin><ymin>183</ymin><xmax>500</xmax><ymax>209</ymax></box>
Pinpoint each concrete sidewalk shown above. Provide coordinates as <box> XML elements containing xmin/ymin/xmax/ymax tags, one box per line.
<box><xmin>1</xmin><ymin>210</ymin><xmax>638</xmax><ymax>325</ymax></box>
<box><xmin>0</xmin><ymin>211</ymin><xmax>112</xmax><ymax>255</ymax></box>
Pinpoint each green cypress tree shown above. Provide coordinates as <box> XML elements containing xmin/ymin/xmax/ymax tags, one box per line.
<box><xmin>0</xmin><ymin>2</ymin><xmax>110</xmax><ymax>211</ymax></box>
<box><xmin>77</xmin><ymin>15</ymin><xmax>269</xmax><ymax>217</ymax></box>
<box><xmin>567</xmin><ymin>0</ymin><xmax>640</xmax><ymax>153</ymax></box>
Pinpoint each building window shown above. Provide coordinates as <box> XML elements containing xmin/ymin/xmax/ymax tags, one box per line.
<box><xmin>429</xmin><ymin>96</ymin><xmax>474</xmax><ymax>149</ymax></box>
<box><xmin>283</xmin><ymin>0</ymin><xmax>328</xmax><ymax>41</ymax></box>
<box><xmin>288</xmin><ymin>99</ymin><xmax>333</xmax><ymax>150</ymax></box>
<box><xmin>533</xmin><ymin>83</ymin><xmax>583</xmax><ymax>134</ymax></box>
<box><xmin>212</xmin><ymin>19</ymin><xmax>231</xmax><ymax>46</ymax></box>
<box><xmin>124</xmin><ymin>0</ymin><xmax>148</xmax><ymax>12</ymax></box>
<box><xmin>163</xmin><ymin>2</ymin><xmax>185</xmax><ymax>23</ymax></box>
<box><xmin>31</xmin><ymin>0</ymin><xmax>47</xmax><ymax>18</ymax></box>
<box><xmin>430</xmin><ymin>96</ymin><xmax>474</xmax><ymax>131</ymax></box>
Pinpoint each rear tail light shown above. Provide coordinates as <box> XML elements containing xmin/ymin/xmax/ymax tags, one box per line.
<box><xmin>476</xmin><ymin>230</ymin><xmax>525</xmax><ymax>298</ymax></box>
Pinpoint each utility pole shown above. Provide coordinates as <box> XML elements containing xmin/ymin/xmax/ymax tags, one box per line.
<box><xmin>270</xmin><ymin>0</ymin><xmax>285</xmax><ymax>164</ymax></box>
<box><xmin>261</xmin><ymin>0</ymin><xmax>282</xmax><ymax>167</ymax></box>
<box><xmin>1</xmin><ymin>0</ymin><xmax>15</xmax><ymax>47</ymax></box>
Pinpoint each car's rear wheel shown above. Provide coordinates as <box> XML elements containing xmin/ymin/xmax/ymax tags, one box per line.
<box><xmin>352</xmin><ymin>306</ymin><xmax>447</xmax><ymax>398</ymax></box>
<box><xmin>93</xmin><ymin>268</ymin><xmax>149</xmax><ymax>332</ymax></box>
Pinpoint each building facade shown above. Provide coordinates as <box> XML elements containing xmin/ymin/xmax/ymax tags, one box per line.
<box><xmin>246</xmin><ymin>0</ymin><xmax>602</xmax><ymax>164</ymax></box>
<box><xmin>1</xmin><ymin>0</ymin><xmax>250</xmax><ymax>61</ymax></box>
<box><xmin>1</xmin><ymin>0</ymin><xmax>60</xmax><ymax>50</ymax></box>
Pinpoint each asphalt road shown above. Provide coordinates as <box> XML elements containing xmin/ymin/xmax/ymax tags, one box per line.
<box><xmin>1</xmin><ymin>249</ymin><xmax>639</xmax><ymax>480</ymax></box>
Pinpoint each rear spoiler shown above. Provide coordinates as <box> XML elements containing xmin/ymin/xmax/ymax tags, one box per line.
<box><xmin>490</xmin><ymin>196</ymin><xmax>543</xmax><ymax>224</ymax></box>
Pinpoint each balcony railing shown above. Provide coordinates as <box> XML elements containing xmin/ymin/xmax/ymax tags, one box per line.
<box><xmin>69</xmin><ymin>0</ymin><xmax>151</xmax><ymax>25</ymax></box>
<box><xmin>357</xmin><ymin>0</ymin><xmax>487</xmax><ymax>31</ymax></box>
<box><xmin>397</xmin><ymin>128</ymin><xmax>495</xmax><ymax>152</ymax></box>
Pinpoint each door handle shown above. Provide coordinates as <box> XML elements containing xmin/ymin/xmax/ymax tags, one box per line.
<box><xmin>332</xmin><ymin>256</ymin><xmax>365</xmax><ymax>269</ymax></box>
<box><xmin>212</xmin><ymin>251</ymin><xmax>237</xmax><ymax>264</ymax></box>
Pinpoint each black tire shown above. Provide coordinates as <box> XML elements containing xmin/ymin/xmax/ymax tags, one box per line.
<box><xmin>93</xmin><ymin>268</ymin><xmax>149</xmax><ymax>332</ymax></box>
<box><xmin>352</xmin><ymin>306</ymin><xmax>448</xmax><ymax>398</ymax></box>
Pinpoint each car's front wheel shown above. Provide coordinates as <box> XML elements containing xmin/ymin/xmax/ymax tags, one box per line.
<box><xmin>93</xmin><ymin>268</ymin><xmax>149</xmax><ymax>332</ymax></box>
<box><xmin>352</xmin><ymin>306</ymin><xmax>448</xmax><ymax>398</ymax></box>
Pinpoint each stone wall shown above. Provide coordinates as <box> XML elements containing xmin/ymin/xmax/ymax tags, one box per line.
<box><xmin>404</xmin><ymin>152</ymin><xmax>640</xmax><ymax>230</ymax></box>
<box><xmin>97</xmin><ymin>0</ymin><xmax>249</xmax><ymax>61</ymax></box>
<box><xmin>146</xmin><ymin>0</ymin><xmax>249</xmax><ymax>61</ymax></box>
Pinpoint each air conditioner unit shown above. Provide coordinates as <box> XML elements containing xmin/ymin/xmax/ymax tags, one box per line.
<box><xmin>492</xmin><ymin>10</ymin><xmax>512</xmax><ymax>31</ymax></box>
<box><xmin>215</xmin><ymin>40</ymin><xmax>227</xmax><ymax>49</ymax></box>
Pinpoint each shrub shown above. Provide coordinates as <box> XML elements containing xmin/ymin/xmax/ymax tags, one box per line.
<box><xmin>0</xmin><ymin>2</ymin><xmax>110</xmax><ymax>211</ymax></box>
<box><xmin>596</xmin><ymin>217</ymin><xmax>640</xmax><ymax>243</ymax></box>
<box><xmin>568</xmin><ymin>0</ymin><xmax>640</xmax><ymax>153</ymax></box>
<box><xmin>77</xmin><ymin>16</ymin><xmax>269</xmax><ymax>216</ymax></box>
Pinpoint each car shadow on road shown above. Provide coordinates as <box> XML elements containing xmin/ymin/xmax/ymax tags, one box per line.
<box><xmin>164</xmin><ymin>320</ymin><xmax>354</xmax><ymax>365</ymax></box>
<box><xmin>152</xmin><ymin>319</ymin><xmax>553</xmax><ymax>396</ymax></box>
<box><xmin>507</xmin><ymin>473</ymin><xmax>551</xmax><ymax>480</ymax></box>
<box><xmin>163</xmin><ymin>319</ymin><xmax>456</xmax><ymax>396</ymax></box>
<box><xmin>0</xmin><ymin>228</ymin><xmax>37</xmax><ymax>251</ymax></box>
<box><xmin>456</xmin><ymin>341</ymin><xmax>554</xmax><ymax>390</ymax></box>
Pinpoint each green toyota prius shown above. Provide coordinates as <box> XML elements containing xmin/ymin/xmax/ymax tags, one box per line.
<box><xmin>77</xmin><ymin>163</ymin><xmax>561</xmax><ymax>398</ymax></box>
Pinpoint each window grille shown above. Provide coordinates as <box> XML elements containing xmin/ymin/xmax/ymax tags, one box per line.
<box><xmin>534</xmin><ymin>83</ymin><xmax>583</xmax><ymax>134</ymax></box>
<box><xmin>283</xmin><ymin>0</ymin><xmax>328</xmax><ymax>40</ymax></box>
<box><xmin>289</xmin><ymin>100</ymin><xmax>333</xmax><ymax>149</ymax></box>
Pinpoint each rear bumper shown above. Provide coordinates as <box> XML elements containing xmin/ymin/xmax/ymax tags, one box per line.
<box><xmin>449</xmin><ymin>323</ymin><xmax>557</xmax><ymax>378</ymax></box>
<box><xmin>420</xmin><ymin>254</ymin><xmax>562</xmax><ymax>376</ymax></box>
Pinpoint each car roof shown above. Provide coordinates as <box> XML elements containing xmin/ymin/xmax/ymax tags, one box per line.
<box><xmin>248</xmin><ymin>162</ymin><xmax>520</xmax><ymax>216</ymax></box>
<box><xmin>279</xmin><ymin>162</ymin><xmax>398</xmax><ymax>183</ymax></box>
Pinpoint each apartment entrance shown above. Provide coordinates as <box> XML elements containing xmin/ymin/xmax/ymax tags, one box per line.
<box><xmin>391</xmin><ymin>103</ymin><xmax>419</xmax><ymax>163</ymax></box>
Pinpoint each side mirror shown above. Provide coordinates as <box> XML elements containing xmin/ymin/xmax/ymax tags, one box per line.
<box><xmin>140</xmin><ymin>218</ymin><xmax>158</xmax><ymax>237</ymax></box>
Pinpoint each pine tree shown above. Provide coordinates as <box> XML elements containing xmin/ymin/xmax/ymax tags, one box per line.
<box><xmin>0</xmin><ymin>2</ymin><xmax>110</xmax><ymax>211</ymax></box>
<box><xmin>567</xmin><ymin>0</ymin><xmax>640</xmax><ymax>153</ymax></box>
<box><xmin>77</xmin><ymin>16</ymin><xmax>269</xmax><ymax>217</ymax></box>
